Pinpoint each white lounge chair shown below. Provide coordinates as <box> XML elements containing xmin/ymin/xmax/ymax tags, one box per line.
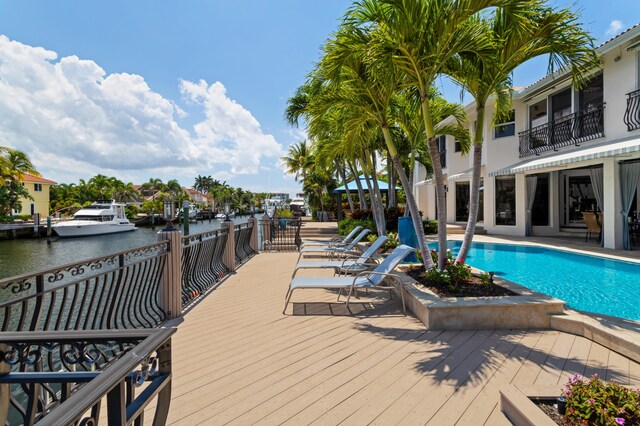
<box><xmin>301</xmin><ymin>225</ymin><xmax>363</xmax><ymax>248</ymax></box>
<box><xmin>283</xmin><ymin>244</ymin><xmax>415</xmax><ymax>315</ymax></box>
<box><xmin>292</xmin><ymin>235</ymin><xmax>389</xmax><ymax>279</ymax></box>
<box><xmin>296</xmin><ymin>229</ymin><xmax>371</xmax><ymax>262</ymax></box>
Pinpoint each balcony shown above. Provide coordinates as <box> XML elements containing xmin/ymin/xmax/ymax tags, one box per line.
<box><xmin>623</xmin><ymin>89</ymin><xmax>640</xmax><ymax>131</ymax></box>
<box><xmin>518</xmin><ymin>104</ymin><xmax>605</xmax><ymax>157</ymax></box>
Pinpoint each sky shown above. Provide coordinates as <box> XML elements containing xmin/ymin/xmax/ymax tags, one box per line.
<box><xmin>0</xmin><ymin>1</ymin><xmax>638</xmax><ymax>195</ymax></box>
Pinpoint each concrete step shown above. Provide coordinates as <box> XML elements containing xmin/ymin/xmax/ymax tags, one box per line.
<box><xmin>446</xmin><ymin>224</ymin><xmax>487</xmax><ymax>235</ymax></box>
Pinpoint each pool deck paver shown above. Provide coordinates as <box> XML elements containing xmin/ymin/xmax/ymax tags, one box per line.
<box><xmin>141</xmin><ymin>250</ymin><xmax>640</xmax><ymax>425</ymax></box>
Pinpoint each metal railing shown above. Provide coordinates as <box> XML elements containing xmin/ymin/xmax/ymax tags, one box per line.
<box><xmin>518</xmin><ymin>104</ymin><xmax>605</xmax><ymax>157</ymax></box>
<box><xmin>260</xmin><ymin>218</ymin><xmax>302</xmax><ymax>251</ymax></box>
<box><xmin>624</xmin><ymin>89</ymin><xmax>640</xmax><ymax>131</ymax></box>
<box><xmin>0</xmin><ymin>328</ymin><xmax>174</xmax><ymax>426</ymax></box>
<box><xmin>234</xmin><ymin>222</ymin><xmax>256</xmax><ymax>265</ymax></box>
<box><xmin>180</xmin><ymin>228</ymin><xmax>229</xmax><ymax>306</ymax></box>
<box><xmin>0</xmin><ymin>241</ymin><xmax>170</xmax><ymax>332</ymax></box>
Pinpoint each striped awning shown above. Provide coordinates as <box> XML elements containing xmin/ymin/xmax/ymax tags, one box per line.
<box><xmin>489</xmin><ymin>137</ymin><xmax>640</xmax><ymax>176</ymax></box>
<box><xmin>448</xmin><ymin>168</ymin><xmax>473</xmax><ymax>181</ymax></box>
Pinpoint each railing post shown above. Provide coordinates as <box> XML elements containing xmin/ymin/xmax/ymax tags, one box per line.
<box><xmin>221</xmin><ymin>220</ymin><xmax>236</xmax><ymax>272</ymax></box>
<box><xmin>261</xmin><ymin>213</ymin><xmax>271</xmax><ymax>251</ymax></box>
<box><xmin>157</xmin><ymin>229</ymin><xmax>183</xmax><ymax>319</ymax></box>
<box><xmin>248</xmin><ymin>217</ymin><xmax>259</xmax><ymax>253</ymax></box>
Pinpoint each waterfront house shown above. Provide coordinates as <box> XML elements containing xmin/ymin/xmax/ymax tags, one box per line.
<box><xmin>185</xmin><ymin>188</ymin><xmax>211</xmax><ymax>208</ymax></box>
<box><xmin>414</xmin><ymin>23</ymin><xmax>640</xmax><ymax>250</ymax></box>
<box><xmin>14</xmin><ymin>173</ymin><xmax>56</xmax><ymax>217</ymax></box>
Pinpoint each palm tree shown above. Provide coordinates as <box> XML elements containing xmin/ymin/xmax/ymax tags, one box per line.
<box><xmin>282</xmin><ymin>141</ymin><xmax>313</xmax><ymax>183</ymax></box>
<box><xmin>314</xmin><ymin>25</ymin><xmax>436</xmax><ymax>267</ymax></box>
<box><xmin>141</xmin><ymin>178</ymin><xmax>165</xmax><ymax>201</ymax></box>
<box><xmin>88</xmin><ymin>174</ymin><xmax>113</xmax><ymax>200</ymax></box>
<box><xmin>449</xmin><ymin>4</ymin><xmax>598</xmax><ymax>262</ymax></box>
<box><xmin>1</xmin><ymin>148</ymin><xmax>40</xmax><ymax>214</ymax></box>
<box><xmin>348</xmin><ymin>0</ymin><xmax>535</xmax><ymax>268</ymax></box>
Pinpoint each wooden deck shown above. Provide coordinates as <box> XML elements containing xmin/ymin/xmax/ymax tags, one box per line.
<box><xmin>145</xmin><ymin>252</ymin><xmax>640</xmax><ymax>425</ymax></box>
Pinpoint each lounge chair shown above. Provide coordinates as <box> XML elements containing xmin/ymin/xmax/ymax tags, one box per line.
<box><xmin>283</xmin><ymin>244</ymin><xmax>415</xmax><ymax>315</ymax></box>
<box><xmin>292</xmin><ymin>235</ymin><xmax>389</xmax><ymax>279</ymax></box>
<box><xmin>296</xmin><ymin>229</ymin><xmax>371</xmax><ymax>262</ymax></box>
<box><xmin>301</xmin><ymin>225</ymin><xmax>363</xmax><ymax>248</ymax></box>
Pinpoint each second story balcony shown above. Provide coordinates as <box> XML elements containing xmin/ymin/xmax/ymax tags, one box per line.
<box><xmin>623</xmin><ymin>89</ymin><xmax>640</xmax><ymax>131</ymax></box>
<box><xmin>518</xmin><ymin>104</ymin><xmax>605</xmax><ymax>157</ymax></box>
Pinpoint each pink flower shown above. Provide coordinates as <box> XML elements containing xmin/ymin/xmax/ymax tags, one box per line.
<box><xmin>587</xmin><ymin>398</ymin><xmax>595</xmax><ymax>405</ymax></box>
<box><xmin>615</xmin><ymin>418</ymin><xmax>625</xmax><ymax>425</ymax></box>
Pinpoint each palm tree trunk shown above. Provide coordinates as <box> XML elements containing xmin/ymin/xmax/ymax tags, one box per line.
<box><xmin>456</xmin><ymin>106</ymin><xmax>485</xmax><ymax>263</ymax></box>
<box><xmin>361</xmin><ymin>169</ymin><xmax>381</xmax><ymax>235</ymax></box>
<box><xmin>336</xmin><ymin>160</ymin><xmax>355</xmax><ymax>211</ymax></box>
<box><xmin>368</xmin><ymin>151</ymin><xmax>386</xmax><ymax>236</ymax></box>
<box><xmin>387</xmin><ymin>154</ymin><xmax>396</xmax><ymax>208</ymax></box>
<box><xmin>421</xmin><ymin>99</ymin><xmax>448</xmax><ymax>270</ymax></box>
<box><xmin>381</xmin><ymin>126</ymin><xmax>434</xmax><ymax>269</ymax></box>
<box><xmin>348</xmin><ymin>161</ymin><xmax>367</xmax><ymax>210</ymax></box>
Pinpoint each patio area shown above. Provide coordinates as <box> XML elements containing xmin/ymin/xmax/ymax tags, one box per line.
<box><xmin>143</xmin><ymin>250</ymin><xmax>640</xmax><ymax>425</ymax></box>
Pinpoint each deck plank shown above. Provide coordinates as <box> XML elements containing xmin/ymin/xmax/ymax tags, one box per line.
<box><xmin>129</xmin><ymin>252</ymin><xmax>640</xmax><ymax>426</ymax></box>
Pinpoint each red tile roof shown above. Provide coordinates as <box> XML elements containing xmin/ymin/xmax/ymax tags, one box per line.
<box><xmin>22</xmin><ymin>173</ymin><xmax>56</xmax><ymax>185</ymax></box>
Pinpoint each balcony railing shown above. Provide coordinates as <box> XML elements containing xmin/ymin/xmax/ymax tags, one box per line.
<box><xmin>623</xmin><ymin>89</ymin><xmax>640</xmax><ymax>131</ymax></box>
<box><xmin>518</xmin><ymin>104</ymin><xmax>605</xmax><ymax>157</ymax></box>
<box><xmin>0</xmin><ymin>328</ymin><xmax>174</xmax><ymax>426</ymax></box>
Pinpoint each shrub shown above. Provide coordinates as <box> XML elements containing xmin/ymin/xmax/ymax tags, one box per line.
<box><xmin>423</xmin><ymin>220</ymin><xmax>438</xmax><ymax>234</ymax></box>
<box><xmin>424</xmin><ymin>249</ymin><xmax>472</xmax><ymax>284</ymax></box>
<box><xmin>562</xmin><ymin>374</ymin><xmax>640</xmax><ymax>425</ymax></box>
<box><xmin>0</xmin><ymin>214</ymin><xmax>32</xmax><ymax>223</ymax></box>
<box><xmin>338</xmin><ymin>217</ymin><xmax>375</xmax><ymax>236</ymax></box>
<box><xmin>275</xmin><ymin>208</ymin><xmax>293</xmax><ymax>218</ymax></box>
<box><xmin>367</xmin><ymin>232</ymin><xmax>399</xmax><ymax>251</ymax></box>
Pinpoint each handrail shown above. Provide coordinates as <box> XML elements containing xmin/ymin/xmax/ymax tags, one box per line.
<box><xmin>623</xmin><ymin>89</ymin><xmax>640</xmax><ymax>131</ymax></box>
<box><xmin>1</xmin><ymin>328</ymin><xmax>175</xmax><ymax>426</ymax></box>
<box><xmin>518</xmin><ymin>104</ymin><xmax>604</xmax><ymax>157</ymax></box>
<box><xmin>259</xmin><ymin>218</ymin><xmax>302</xmax><ymax>251</ymax></box>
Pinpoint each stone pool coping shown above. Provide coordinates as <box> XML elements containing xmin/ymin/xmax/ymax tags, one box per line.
<box><xmin>499</xmin><ymin>385</ymin><xmax>560</xmax><ymax>426</ymax></box>
<box><xmin>395</xmin><ymin>267</ymin><xmax>565</xmax><ymax>330</ymax></box>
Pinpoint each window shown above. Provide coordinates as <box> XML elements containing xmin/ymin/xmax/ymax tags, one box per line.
<box><xmin>454</xmin><ymin>140</ymin><xmax>462</xmax><ymax>152</ymax></box>
<box><xmin>531</xmin><ymin>174</ymin><xmax>549</xmax><ymax>226</ymax></box>
<box><xmin>34</xmin><ymin>183</ymin><xmax>42</xmax><ymax>192</ymax></box>
<box><xmin>494</xmin><ymin>110</ymin><xmax>515</xmax><ymax>138</ymax></box>
<box><xmin>495</xmin><ymin>176</ymin><xmax>516</xmax><ymax>225</ymax></box>
<box><xmin>456</xmin><ymin>182</ymin><xmax>470</xmax><ymax>222</ymax></box>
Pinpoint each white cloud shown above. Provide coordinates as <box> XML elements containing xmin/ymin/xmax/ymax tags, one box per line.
<box><xmin>0</xmin><ymin>35</ymin><xmax>285</xmax><ymax>185</ymax></box>
<box><xmin>605</xmin><ymin>20</ymin><xmax>624</xmax><ymax>37</ymax></box>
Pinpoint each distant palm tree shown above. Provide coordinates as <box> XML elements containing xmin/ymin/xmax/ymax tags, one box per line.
<box><xmin>141</xmin><ymin>178</ymin><xmax>165</xmax><ymax>201</ymax></box>
<box><xmin>1</xmin><ymin>148</ymin><xmax>40</xmax><ymax>214</ymax></box>
<box><xmin>282</xmin><ymin>141</ymin><xmax>313</xmax><ymax>182</ymax></box>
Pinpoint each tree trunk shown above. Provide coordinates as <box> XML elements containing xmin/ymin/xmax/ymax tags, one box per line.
<box><xmin>421</xmin><ymin>98</ymin><xmax>448</xmax><ymax>270</ymax></box>
<box><xmin>369</xmin><ymin>151</ymin><xmax>386</xmax><ymax>236</ymax></box>
<box><xmin>349</xmin><ymin>161</ymin><xmax>367</xmax><ymax>210</ymax></box>
<box><xmin>404</xmin><ymin>168</ymin><xmax>414</xmax><ymax>217</ymax></box>
<box><xmin>387</xmin><ymin>154</ymin><xmax>396</xmax><ymax>208</ymax></box>
<box><xmin>362</xmin><ymin>169</ymin><xmax>382</xmax><ymax>236</ymax></box>
<box><xmin>456</xmin><ymin>106</ymin><xmax>485</xmax><ymax>263</ymax></box>
<box><xmin>336</xmin><ymin>160</ymin><xmax>355</xmax><ymax>211</ymax></box>
<box><xmin>381</xmin><ymin>126</ymin><xmax>434</xmax><ymax>269</ymax></box>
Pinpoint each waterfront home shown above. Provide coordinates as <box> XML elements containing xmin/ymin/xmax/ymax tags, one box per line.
<box><xmin>13</xmin><ymin>172</ymin><xmax>56</xmax><ymax>217</ymax></box>
<box><xmin>184</xmin><ymin>187</ymin><xmax>211</xmax><ymax>208</ymax></box>
<box><xmin>414</xmin><ymin>23</ymin><xmax>640</xmax><ymax>250</ymax></box>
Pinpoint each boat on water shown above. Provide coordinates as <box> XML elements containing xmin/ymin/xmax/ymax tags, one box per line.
<box><xmin>53</xmin><ymin>201</ymin><xmax>136</xmax><ymax>237</ymax></box>
<box><xmin>289</xmin><ymin>198</ymin><xmax>307</xmax><ymax>216</ymax></box>
<box><xmin>176</xmin><ymin>204</ymin><xmax>199</xmax><ymax>220</ymax></box>
<box><xmin>215</xmin><ymin>211</ymin><xmax>236</xmax><ymax>219</ymax></box>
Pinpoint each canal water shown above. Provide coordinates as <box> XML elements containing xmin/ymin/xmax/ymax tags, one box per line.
<box><xmin>0</xmin><ymin>217</ymin><xmax>249</xmax><ymax>279</ymax></box>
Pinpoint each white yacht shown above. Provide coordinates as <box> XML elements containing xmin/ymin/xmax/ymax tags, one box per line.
<box><xmin>53</xmin><ymin>201</ymin><xmax>135</xmax><ymax>237</ymax></box>
<box><xmin>289</xmin><ymin>198</ymin><xmax>307</xmax><ymax>216</ymax></box>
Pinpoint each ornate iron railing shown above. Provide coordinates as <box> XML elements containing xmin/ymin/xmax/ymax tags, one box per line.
<box><xmin>181</xmin><ymin>228</ymin><xmax>229</xmax><ymax>306</ymax></box>
<box><xmin>259</xmin><ymin>218</ymin><xmax>302</xmax><ymax>251</ymax></box>
<box><xmin>518</xmin><ymin>104</ymin><xmax>605</xmax><ymax>157</ymax></box>
<box><xmin>623</xmin><ymin>89</ymin><xmax>640</xmax><ymax>131</ymax></box>
<box><xmin>0</xmin><ymin>241</ymin><xmax>170</xmax><ymax>332</ymax></box>
<box><xmin>234</xmin><ymin>222</ymin><xmax>255</xmax><ymax>265</ymax></box>
<box><xmin>0</xmin><ymin>328</ymin><xmax>174</xmax><ymax>426</ymax></box>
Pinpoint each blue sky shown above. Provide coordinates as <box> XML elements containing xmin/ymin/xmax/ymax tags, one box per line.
<box><xmin>0</xmin><ymin>0</ymin><xmax>638</xmax><ymax>195</ymax></box>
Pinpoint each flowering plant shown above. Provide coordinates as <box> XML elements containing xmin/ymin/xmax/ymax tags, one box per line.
<box><xmin>423</xmin><ymin>249</ymin><xmax>472</xmax><ymax>284</ymax></box>
<box><xmin>562</xmin><ymin>374</ymin><xmax>639</xmax><ymax>425</ymax></box>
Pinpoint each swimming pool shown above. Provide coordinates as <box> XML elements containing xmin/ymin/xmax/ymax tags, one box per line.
<box><xmin>430</xmin><ymin>241</ymin><xmax>640</xmax><ymax>321</ymax></box>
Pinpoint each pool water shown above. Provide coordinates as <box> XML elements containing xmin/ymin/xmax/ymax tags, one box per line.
<box><xmin>431</xmin><ymin>241</ymin><xmax>640</xmax><ymax>321</ymax></box>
